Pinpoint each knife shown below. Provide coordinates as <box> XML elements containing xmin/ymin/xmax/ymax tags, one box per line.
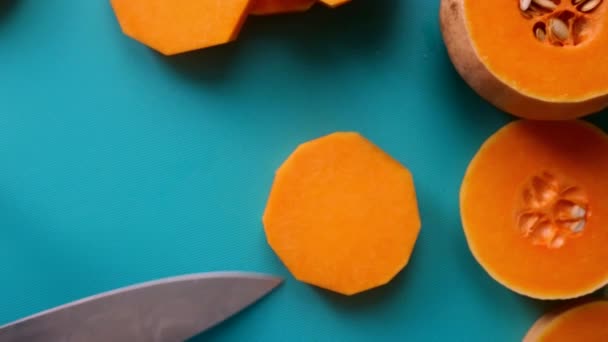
<box><xmin>0</xmin><ymin>272</ymin><xmax>282</xmax><ymax>342</ymax></box>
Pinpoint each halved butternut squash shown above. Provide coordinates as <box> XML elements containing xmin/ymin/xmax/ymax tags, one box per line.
<box><xmin>460</xmin><ymin>120</ymin><xmax>608</xmax><ymax>299</ymax></box>
<box><xmin>250</xmin><ymin>0</ymin><xmax>316</xmax><ymax>15</ymax></box>
<box><xmin>523</xmin><ymin>301</ymin><xmax>608</xmax><ymax>341</ymax></box>
<box><xmin>440</xmin><ymin>0</ymin><xmax>608</xmax><ymax>119</ymax></box>
<box><xmin>263</xmin><ymin>132</ymin><xmax>421</xmax><ymax>295</ymax></box>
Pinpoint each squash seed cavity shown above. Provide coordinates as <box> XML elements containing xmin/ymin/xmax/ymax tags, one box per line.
<box><xmin>517</xmin><ymin>172</ymin><xmax>588</xmax><ymax>249</ymax></box>
<box><xmin>534</xmin><ymin>23</ymin><xmax>548</xmax><ymax>41</ymax></box>
<box><xmin>519</xmin><ymin>0</ymin><xmax>602</xmax><ymax>46</ymax></box>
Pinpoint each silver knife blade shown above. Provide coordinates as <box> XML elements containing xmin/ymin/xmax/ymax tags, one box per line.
<box><xmin>0</xmin><ymin>272</ymin><xmax>282</xmax><ymax>342</ymax></box>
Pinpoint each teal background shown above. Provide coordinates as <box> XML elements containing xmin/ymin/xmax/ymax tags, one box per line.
<box><xmin>0</xmin><ymin>1</ymin><xmax>606</xmax><ymax>341</ymax></box>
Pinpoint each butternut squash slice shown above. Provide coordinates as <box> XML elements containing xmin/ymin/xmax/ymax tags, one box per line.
<box><xmin>250</xmin><ymin>0</ymin><xmax>316</xmax><ymax>15</ymax></box>
<box><xmin>320</xmin><ymin>0</ymin><xmax>351</xmax><ymax>8</ymax></box>
<box><xmin>523</xmin><ymin>301</ymin><xmax>608</xmax><ymax>341</ymax></box>
<box><xmin>440</xmin><ymin>0</ymin><xmax>608</xmax><ymax>119</ymax></box>
<box><xmin>460</xmin><ymin>120</ymin><xmax>608</xmax><ymax>299</ymax></box>
<box><xmin>110</xmin><ymin>0</ymin><xmax>251</xmax><ymax>55</ymax></box>
<box><xmin>263</xmin><ymin>132</ymin><xmax>421</xmax><ymax>295</ymax></box>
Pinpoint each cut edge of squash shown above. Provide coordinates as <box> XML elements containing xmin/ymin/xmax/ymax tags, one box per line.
<box><xmin>110</xmin><ymin>0</ymin><xmax>251</xmax><ymax>56</ymax></box>
<box><xmin>263</xmin><ymin>132</ymin><xmax>421</xmax><ymax>296</ymax></box>
<box><xmin>463</xmin><ymin>0</ymin><xmax>608</xmax><ymax>102</ymax></box>
<box><xmin>460</xmin><ymin>120</ymin><xmax>608</xmax><ymax>300</ymax></box>
<box><xmin>439</xmin><ymin>0</ymin><xmax>608</xmax><ymax>119</ymax></box>
<box><xmin>320</xmin><ymin>0</ymin><xmax>351</xmax><ymax>8</ymax></box>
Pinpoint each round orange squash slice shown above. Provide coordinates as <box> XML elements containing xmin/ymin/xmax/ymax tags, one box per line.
<box><xmin>460</xmin><ymin>120</ymin><xmax>608</xmax><ymax>299</ymax></box>
<box><xmin>263</xmin><ymin>132</ymin><xmax>421</xmax><ymax>295</ymax></box>
<box><xmin>440</xmin><ymin>0</ymin><xmax>608</xmax><ymax>119</ymax></box>
<box><xmin>523</xmin><ymin>301</ymin><xmax>608</xmax><ymax>341</ymax></box>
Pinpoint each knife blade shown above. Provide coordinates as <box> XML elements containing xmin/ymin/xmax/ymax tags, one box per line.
<box><xmin>0</xmin><ymin>272</ymin><xmax>282</xmax><ymax>342</ymax></box>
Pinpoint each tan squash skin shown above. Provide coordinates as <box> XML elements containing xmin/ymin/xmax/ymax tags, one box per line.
<box><xmin>439</xmin><ymin>0</ymin><xmax>608</xmax><ymax>120</ymax></box>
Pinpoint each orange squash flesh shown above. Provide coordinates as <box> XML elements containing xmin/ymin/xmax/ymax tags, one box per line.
<box><xmin>460</xmin><ymin>120</ymin><xmax>608</xmax><ymax>299</ymax></box>
<box><xmin>440</xmin><ymin>0</ymin><xmax>608</xmax><ymax>119</ymax></box>
<box><xmin>110</xmin><ymin>0</ymin><xmax>251</xmax><ymax>55</ymax></box>
<box><xmin>263</xmin><ymin>132</ymin><xmax>421</xmax><ymax>295</ymax></box>
<box><xmin>320</xmin><ymin>0</ymin><xmax>351</xmax><ymax>8</ymax></box>
<box><xmin>523</xmin><ymin>301</ymin><xmax>608</xmax><ymax>341</ymax></box>
<box><xmin>250</xmin><ymin>0</ymin><xmax>316</xmax><ymax>15</ymax></box>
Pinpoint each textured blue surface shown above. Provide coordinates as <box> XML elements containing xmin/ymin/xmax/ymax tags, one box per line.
<box><xmin>0</xmin><ymin>1</ymin><xmax>607</xmax><ymax>341</ymax></box>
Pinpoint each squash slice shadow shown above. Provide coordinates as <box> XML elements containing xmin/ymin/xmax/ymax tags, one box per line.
<box><xmin>312</xmin><ymin>257</ymin><xmax>416</xmax><ymax>312</ymax></box>
<box><xmin>240</xmin><ymin>0</ymin><xmax>401</xmax><ymax>70</ymax></box>
<box><xmin>156</xmin><ymin>0</ymin><xmax>400</xmax><ymax>84</ymax></box>
<box><xmin>0</xmin><ymin>0</ymin><xmax>19</xmax><ymax>27</ymax></box>
<box><xmin>587</xmin><ymin>109</ymin><xmax>608</xmax><ymax>130</ymax></box>
<box><xmin>437</xmin><ymin>46</ymin><xmax>511</xmax><ymax>127</ymax></box>
<box><xmin>159</xmin><ymin>42</ymin><xmax>244</xmax><ymax>83</ymax></box>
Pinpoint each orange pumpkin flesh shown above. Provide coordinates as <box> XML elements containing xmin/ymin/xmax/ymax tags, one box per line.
<box><xmin>110</xmin><ymin>0</ymin><xmax>251</xmax><ymax>55</ymax></box>
<box><xmin>440</xmin><ymin>0</ymin><xmax>608</xmax><ymax>119</ymax></box>
<box><xmin>320</xmin><ymin>0</ymin><xmax>351</xmax><ymax>8</ymax></box>
<box><xmin>263</xmin><ymin>132</ymin><xmax>421</xmax><ymax>295</ymax></box>
<box><xmin>523</xmin><ymin>301</ymin><xmax>608</xmax><ymax>341</ymax></box>
<box><xmin>250</xmin><ymin>0</ymin><xmax>316</xmax><ymax>15</ymax></box>
<box><xmin>460</xmin><ymin>120</ymin><xmax>608</xmax><ymax>299</ymax></box>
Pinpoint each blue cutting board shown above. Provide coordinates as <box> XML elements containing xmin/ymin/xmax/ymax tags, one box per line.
<box><xmin>1</xmin><ymin>1</ymin><xmax>606</xmax><ymax>341</ymax></box>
